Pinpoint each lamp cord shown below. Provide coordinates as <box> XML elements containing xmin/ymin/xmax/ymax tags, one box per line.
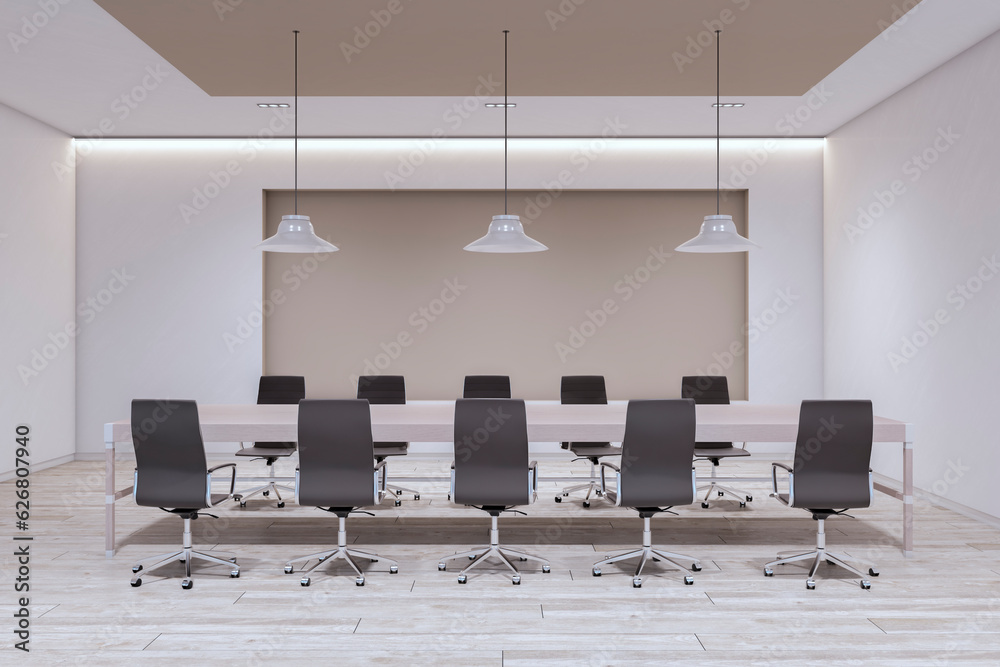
<box><xmin>716</xmin><ymin>29</ymin><xmax>721</xmax><ymax>216</ymax></box>
<box><xmin>294</xmin><ymin>29</ymin><xmax>299</xmax><ymax>215</ymax></box>
<box><xmin>503</xmin><ymin>29</ymin><xmax>509</xmax><ymax>215</ymax></box>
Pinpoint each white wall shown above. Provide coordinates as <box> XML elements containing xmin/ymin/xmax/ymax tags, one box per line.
<box><xmin>0</xmin><ymin>103</ymin><xmax>76</xmax><ymax>475</ymax></box>
<box><xmin>75</xmin><ymin>133</ymin><xmax>824</xmax><ymax>455</ymax></box>
<box><xmin>825</xmin><ymin>30</ymin><xmax>1000</xmax><ymax>517</ymax></box>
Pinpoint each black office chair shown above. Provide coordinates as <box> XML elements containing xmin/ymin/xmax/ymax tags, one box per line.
<box><xmin>593</xmin><ymin>399</ymin><xmax>702</xmax><ymax>588</ymax></box>
<box><xmin>357</xmin><ymin>375</ymin><xmax>419</xmax><ymax>505</ymax></box>
<box><xmin>236</xmin><ymin>375</ymin><xmax>305</xmax><ymax>508</ymax></box>
<box><xmin>765</xmin><ymin>400</ymin><xmax>879</xmax><ymax>590</ymax></box>
<box><xmin>681</xmin><ymin>376</ymin><xmax>753</xmax><ymax>508</ymax></box>
<box><xmin>129</xmin><ymin>400</ymin><xmax>240</xmax><ymax>589</ymax></box>
<box><xmin>438</xmin><ymin>399</ymin><xmax>550</xmax><ymax>584</ymax></box>
<box><xmin>462</xmin><ymin>375</ymin><xmax>511</xmax><ymax>398</ymax></box>
<box><xmin>284</xmin><ymin>399</ymin><xmax>399</xmax><ymax>587</ymax></box>
<box><xmin>555</xmin><ymin>376</ymin><xmax>621</xmax><ymax>507</ymax></box>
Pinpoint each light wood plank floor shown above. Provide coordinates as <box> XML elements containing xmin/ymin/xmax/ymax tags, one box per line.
<box><xmin>4</xmin><ymin>456</ymin><xmax>1000</xmax><ymax>665</ymax></box>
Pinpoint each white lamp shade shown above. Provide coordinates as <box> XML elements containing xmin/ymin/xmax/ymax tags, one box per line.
<box><xmin>675</xmin><ymin>214</ymin><xmax>759</xmax><ymax>253</ymax></box>
<box><xmin>464</xmin><ymin>215</ymin><xmax>548</xmax><ymax>253</ymax></box>
<box><xmin>257</xmin><ymin>215</ymin><xmax>339</xmax><ymax>253</ymax></box>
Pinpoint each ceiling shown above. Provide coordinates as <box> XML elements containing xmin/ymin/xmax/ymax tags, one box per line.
<box><xmin>94</xmin><ymin>0</ymin><xmax>915</xmax><ymax>97</ymax></box>
<box><xmin>1</xmin><ymin>0</ymin><xmax>998</xmax><ymax>138</ymax></box>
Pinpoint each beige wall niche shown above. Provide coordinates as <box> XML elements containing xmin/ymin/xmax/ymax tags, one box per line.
<box><xmin>264</xmin><ymin>189</ymin><xmax>747</xmax><ymax>400</ymax></box>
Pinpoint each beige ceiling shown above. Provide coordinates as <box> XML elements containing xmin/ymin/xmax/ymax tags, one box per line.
<box><xmin>94</xmin><ymin>0</ymin><xmax>920</xmax><ymax>98</ymax></box>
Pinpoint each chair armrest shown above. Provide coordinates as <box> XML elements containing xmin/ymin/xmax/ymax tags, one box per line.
<box><xmin>206</xmin><ymin>462</ymin><xmax>238</xmax><ymax>507</ymax></box>
<box><xmin>600</xmin><ymin>462</ymin><xmax>622</xmax><ymax>506</ymax></box>
<box><xmin>771</xmin><ymin>462</ymin><xmax>793</xmax><ymax>505</ymax></box>
<box><xmin>529</xmin><ymin>461</ymin><xmax>539</xmax><ymax>498</ymax></box>
<box><xmin>449</xmin><ymin>464</ymin><xmax>456</xmax><ymax>504</ymax></box>
<box><xmin>294</xmin><ymin>468</ymin><xmax>301</xmax><ymax>506</ymax></box>
<box><xmin>373</xmin><ymin>459</ymin><xmax>389</xmax><ymax>503</ymax></box>
<box><xmin>600</xmin><ymin>461</ymin><xmax>621</xmax><ymax>473</ymax></box>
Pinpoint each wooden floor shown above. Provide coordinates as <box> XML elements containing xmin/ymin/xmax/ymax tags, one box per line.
<box><xmin>6</xmin><ymin>456</ymin><xmax>1000</xmax><ymax>665</ymax></box>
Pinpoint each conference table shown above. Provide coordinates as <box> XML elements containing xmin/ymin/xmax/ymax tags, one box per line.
<box><xmin>104</xmin><ymin>401</ymin><xmax>914</xmax><ymax>558</ymax></box>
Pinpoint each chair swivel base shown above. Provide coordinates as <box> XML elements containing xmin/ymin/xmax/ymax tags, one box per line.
<box><xmin>284</xmin><ymin>516</ymin><xmax>398</xmax><ymax>587</ymax></box>
<box><xmin>437</xmin><ymin>514</ymin><xmax>550</xmax><ymax>585</ymax></box>
<box><xmin>384</xmin><ymin>482</ymin><xmax>421</xmax><ymax>506</ymax></box>
<box><xmin>237</xmin><ymin>481</ymin><xmax>294</xmax><ymax>508</ymax></box>
<box><xmin>697</xmin><ymin>482</ymin><xmax>753</xmax><ymax>508</ymax></box>
<box><xmin>130</xmin><ymin>518</ymin><xmax>239</xmax><ymax>589</ymax></box>
<box><xmin>763</xmin><ymin>518</ymin><xmax>878</xmax><ymax>590</ymax></box>
<box><xmin>591</xmin><ymin>516</ymin><xmax>700</xmax><ymax>587</ymax></box>
<box><xmin>556</xmin><ymin>480</ymin><xmax>603</xmax><ymax>507</ymax></box>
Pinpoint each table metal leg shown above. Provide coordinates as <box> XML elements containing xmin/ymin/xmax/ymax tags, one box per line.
<box><xmin>105</xmin><ymin>436</ymin><xmax>115</xmax><ymax>559</ymax></box>
<box><xmin>903</xmin><ymin>438</ymin><xmax>914</xmax><ymax>557</ymax></box>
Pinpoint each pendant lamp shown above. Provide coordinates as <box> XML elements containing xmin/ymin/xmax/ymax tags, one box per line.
<box><xmin>676</xmin><ymin>30</ymin><xmax>758</xmax><ymax>254</ymax></box>
<box><xmin>257</xmin><ymin>30</ymin><xmax>338</xmax><ymax>254</ymax></box>
<box><xmin>464</xmin><ymin>30</ymin><xmax>547</xmax><ymax>253</ymax></box>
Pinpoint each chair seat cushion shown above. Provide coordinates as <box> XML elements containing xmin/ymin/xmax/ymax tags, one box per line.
<box><xmin>568</xmin><ymin>443</ymin><xmax>621</xmax><ymax>457</ymax></box>
<box><xmin>373</xmin><ymin>442</ymin><xmax>409</xmax><ymax>457</ymax></box>
<box><xmin>694</xmin><ymin>446</ymin><xmax>750</xmax><ymax>459</ymax></box>
<box><xmin>236</xmin><ymin>444</ymin><xmax>296</xmax><ymax>457</ymax></box>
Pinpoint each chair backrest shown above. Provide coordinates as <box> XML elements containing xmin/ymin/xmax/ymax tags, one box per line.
<box><xmin>357</xmin><ymin>375</ymin><xmax>406</xmax><ymax>404</ymax></box>
<box><xmin>791</xmin><ymin>400</ymin><xmax>874</xmax><ymax>509</ymax></box>
<box><xmin>258</xmin><ymin>375</ymin><xmax>306</xmax><ymax>404</ymax></box>
<box><xmin>256</xmin><ymin>376</ymin><xmax>305</xmax><ymax>448</ymax></box>
<box><xmin>560</xmin><ymin>376</ymin><xmax>608</xmax><ymax>404</ymax></box>
<box><xmin>681</xmin><ymin>375</ymin><xmax>730</xmax><ymax>450</ymax></box>
<box><xmin>131</xmin><ymin>399</ymin><xmax>208</xmax><ymax>509</ymax></box>
<box><xmin>296</xmin><ymin>400</ymin><xmax>376</xmax><ymax>508</ymax></box>
<box><xmin>618</xmin><ymin>399</ymin><xmax>697</xmax><ymax>508</ymax></box>
<box><xmin>463</xmin><ymin>375</ymin><xmax>511</xmax><ymax>399</ymax></box>
<box><xmin>453</xmin><ymin>399</ymin><xmax>529</xmax><ymax>507</ymax></box>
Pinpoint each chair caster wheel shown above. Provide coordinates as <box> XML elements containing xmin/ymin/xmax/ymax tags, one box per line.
<box><xmin>356</xmin><ymin>577</ymin><xmax>365</xmax><ymax>587</ymax></box>
<box><xmin>542</xmin><ymin>565</ymin><xmax>551</xmax><ymax>574</ymax></box>
<box><xmin>518</xmin><ymin>557</ymin><xmax>527</xmax><ymax>562</ymax></box>
<box><xmin>413</xmin><ymin>495</ymin><xmax>420</xmax><ymax>500</ymax></box>
<box><xmin>457</xmin><ymin>575</ymin><xmax>467</xmax><ymax>584</ymax></box>
<box><xmin>583</xmin><ymin>501</ymin><xmax>591</xmax><ymax>508</ymax></box>
<box><xmin>239</xmin><ymin>501</ymin><xmax>247</xmax><ymax>508</ymax></box>
<box><xmin>632</xmin><ymin>577</ymin><xmax>642</xmax><ymax>588</ymax></box>
<box><xmin>595</xmin><ymin>490</ymin><xmax>603</xmax><ymax>497</ymax></box>
<box><xmin>860</xmin><ymin>580</ymin><xmax>871</xmax><ymax>590</ymax></box>
<box><xmin>701</xmin><ymin>503</ymin><xmax>710</xmax><ymax>509</ymax></box>
<box><xmin>684</xmin><ymin>576</ymin><xmax>694</xmax><ymax>585</ymax></box>
<box><xmin>230</xmin><ymin>570</ymin><xmax>240</xmax><ymax>578</ymax></box>
<box><xmin>394</xmin><ymin>500</ymin><xmax>401</xmax><ymax>507</ymax></box>
<box><xmin>284</xmin><ymin>565</ymin><xmax>294</xmax><ymax>574</ymax></box>
<box><xmin>764</xmin><ymin>568</ymin><xmax>773</xmax><ymax>577</ymax></box>
<box><xmin>370</xmin><ymin>558</ymin><xmax>378</xmax><ymax>563</ymax></box>
<box><xmin>395</xmin><ymin>490</ymin><xmax>403</xmax><ymax>496</ymax></box>
<box><xmin>869</xmin><ymin>568</ymin><xmax>879</xmax><ymax>576</ymax></box>
<box><xmin>277</xmin><ymin>502</ymin><xmax>285</xmax><ymax>508</ymax></box>
<box><xmin>447</xmin><ymin>494</ymin><xmax>451</xmax><ymax>500</ymax></box>
<box><xmin>132</xmin><ymin>565</ymin><xmax>143</xmax><ymax>573</ymax></box>
<box><xmin>181</xmin><ymin>579</ymin><xmax>193</xmax><ymax>590</ymax></box>
<box><xmin>300</xmin><ymin>578</ymin><xmax>310</xmax><ymax>587</ymax></box>
<box><xmin>806</xmin><ymin>580</ymin><xmax>816</xmax><ymax>590</ymax></box>
<box><xmin>554</xmin><ymin>496</ymin><xmax>562</xmax><ymax>503</ymax></box>
<box><xmin>438</xmin><ymin>563</ymin><xmax>447</xmax><ymax>571</ymax></box>
<box><xmin>718</xmin><ymin>491</ymin><xmax>724</xmax><ymax>497</ymax></box>
<box><xmin>652</xmin><ymin>557</ymin><xmax>660</xmax><ymax>562</ymax></box>
<box><xmin>229</xmin><ymin>557</ymin><xmax>238</xmax><ymax>562</ymax></box>
<box><xmin>512</xmin><ymin>575</ymin><xmax>521</xmax><ymax>585</ymax></box>
<box><xmin>262</xmin><ymin>490</ymin><xmax>269</xmax><ymax>497</ymax></box>
<box><xmin>592</xmin><ymin>568</ymin><xmax>601</xmax><ymax>577</ymax></box>
<box><xmin>746</xmin><ymin>495</ymin><xmax>753</xmax><ymax>502</ymax></box>
<box><xmin>691</xmin><ymin>563</ymin><xmax>702</xmax><ymax>572</ymax></box>
<box><xmin>469</xmin><ymin>555</ymin><xmax>476</xmax><ymax>560</ymax></box>
<box><xmin>739</xmin><ymin>502</ymin><xmax>746</xmax><ymax>508</ymax></box>
<box><xmin>389</xmin><ymin>565</ymin><xmax>398</xmax><ymax>574</ymax></box>
<box><xmin>131</xmin><ymin>578</ymin><xmax>142</xmax><ymax>587</ymax></box>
